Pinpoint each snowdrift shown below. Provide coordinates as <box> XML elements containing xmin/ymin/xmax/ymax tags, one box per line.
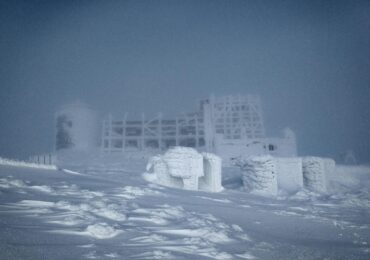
<box><xmin>145</xmin><ymin>147</ymin><xmax>223</xmax><ymax>192</ymax></box>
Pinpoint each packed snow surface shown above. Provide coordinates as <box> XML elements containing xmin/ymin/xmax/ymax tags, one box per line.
<box><xmin>0</xmin><ymin>153</ymin><xmax>370</xmax><ymax>259</ymax></box>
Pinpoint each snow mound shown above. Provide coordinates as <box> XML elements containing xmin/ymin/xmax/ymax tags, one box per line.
<box><xmin>85</xmin><ymin>223</ymin><xmax>122</xmax><ymax>239</ymax></box>
<box><xmin>146</xmin><ymin>147</ymin><xmax>223</xmax><ymax>192</ymax></box>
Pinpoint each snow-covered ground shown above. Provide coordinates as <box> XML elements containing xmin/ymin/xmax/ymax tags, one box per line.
<box><xmin>0</xmin><ymin>156</ymin><xmax>370</xmax><ymax>259</ymax></box>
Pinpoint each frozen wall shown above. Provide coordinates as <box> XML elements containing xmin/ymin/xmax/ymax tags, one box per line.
<box><xmin>214</xmin><ymin>136</ymin><xmax>267</xmax><ymax>166</ymax></box>
<box><xmin>236</xmin><ymin>155</ymin><xmax>335</xmax><ymax>196</ymax></box>
<box><xmin>276</xmin><ymin>157</ymin><xmax>303</xmax><ymax>193</ymax></box>
<box><xmin>146</xmin><ymin>147</ymin><xmax>222</xmax><ymax>192</ymax></box>
<box><xmin>163</xmin><ymin>147</ymin><xmax>203</xmax><ymax>190</ymax></box>
<box><xmin>240</xmin><ymin>155</ymin><xmax>278</xmax><ymax>196</ymax></box>
<box><xmin>214</xmin><ymin>128</ymin><xmax>297</xmax><ymax>166</ymax></box>
<box><xmin>146</xmin><ymin>155</ymin><xmax>182</xmax><ymax>189</ymax></box>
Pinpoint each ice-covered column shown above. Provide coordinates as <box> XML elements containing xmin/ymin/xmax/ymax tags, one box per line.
<box><xmin>302</xmin><ymin>157</ymin><xmax>328</xmax><ymax>193</ymax></box>
<box><xmin>55</xmin><ymin>102</ymin><xmax>99</xmax><ymax>151</ymax></box>
<box><xmin>199</xmin><ymin>153</ymin><xmax>223</xmax><ymax>192</ymax></box>
<box><xmin>240</xmin><ymin>155</ymin><xmax>278</xmax><ymax>196</ymax></box>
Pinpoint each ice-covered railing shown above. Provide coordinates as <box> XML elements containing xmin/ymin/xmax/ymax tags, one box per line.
<box><xmin>0</xmin><ymin>157</ymin><xmax>57</xmax><ymax>170</ymax></box>
<box><xmin>145</xmin><ymin>147</ymin><xmax>223</xmax><ymax>192</ymax></box>
<box><xmin>234</xmin><ymin>155</ymin><xmax>335</xmax><ymax>196</ymax></box>
<box><xmin>28</xmin><ymin>154</ymin><xmax>56</xmax><ymax>165</ymax></box>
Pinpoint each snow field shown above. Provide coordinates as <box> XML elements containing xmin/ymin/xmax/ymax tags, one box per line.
<box><xmin>0</xmin><ymin>154</ymin><xmax>369</xmax><ymax>259</ymax></box>
<box><xmin>0</xmin><ymin>165</ymin><xmax>258</xmax><ymax>259</ymax></box>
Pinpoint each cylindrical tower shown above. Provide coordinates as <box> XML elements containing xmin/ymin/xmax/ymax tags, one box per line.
<box><xmin>55</xmin><ymin>102</ymin><xmax>99</xmax><ymax>151</ymax></box>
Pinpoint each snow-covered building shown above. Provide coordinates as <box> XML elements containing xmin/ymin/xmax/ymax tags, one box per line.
<box><xmin>56</xmin><ymin>95</ymin><xmax>297</xmax><ymax>163</ymax></box>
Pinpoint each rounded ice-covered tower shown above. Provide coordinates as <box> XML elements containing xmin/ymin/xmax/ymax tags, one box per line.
<box><xmin>55</xmin><ymin>102</ymin><xmax>99</xmax><ymax>151</ymax></box>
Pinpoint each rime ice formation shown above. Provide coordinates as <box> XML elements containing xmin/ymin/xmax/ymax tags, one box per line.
<box><xmin>199</xmin><ymin>153</ymin><xmax>223</xmax><ymax>192</ymax></box>
<box><xmin>146</xmin><ymin>147</ymin><xmax>223</xmax><ymax>192</ymax></box>
<box><xmin>239</xmin><ymin>155</ymin><xmax>278</xmax><ymax>196</ymax></box>
<box><xmin>236</xmin><ymin>156</ymin><xmax>335</xmax><ymax>196</ymax></box>
<box><xmin>163</xmin><ymin>147</ymin><xmax>204</xmax><ymax>190</ymax></box>
<box><xmin>302</xmin><ymin>157</ymin><xmax>336</xmax><ymax>193</ymax></box>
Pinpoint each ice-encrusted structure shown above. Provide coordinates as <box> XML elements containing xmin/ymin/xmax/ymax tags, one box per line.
<box><xmin>55</xmin><ymin>102</ymin><xmax>99</xmax><ymax>151</ymax></box>
<box><xmin>239</xmin><ymin>155</ymin><xmax>278</xmax><ymax>196</ymax></box>
<box><xmin>302</xmin><ymin>157</ymin><xmax>336</xmax><ymax>193</ymax></box>
<box><xmin>199</xmin><ymin>153</ymin><xmax>223</xmax><ymax>192</ymax></box>
<box><xmin>146</xmin><ymin>147</ymin><xmax>223</xmax><ymax>192</ymax></box>
<box><xmin>236</xmin><ymin>156</ymin><xmax>335</xmax><ymax>196</ymax></box>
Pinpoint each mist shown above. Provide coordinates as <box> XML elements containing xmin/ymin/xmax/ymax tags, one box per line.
<box><xmin>1</xmin><ymin>0</ymin><xmax>369</xmax><ymax>162</ymax></box>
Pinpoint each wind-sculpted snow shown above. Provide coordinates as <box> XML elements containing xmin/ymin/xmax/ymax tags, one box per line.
<box><xmin>0</xmin><ymin>160</ymin><xmax>370</xmax><ymax>259</ymax></box>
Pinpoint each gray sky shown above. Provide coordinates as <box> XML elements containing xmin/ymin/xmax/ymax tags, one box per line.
<box><xmin>1</xmin><ymin>0</ymin><xmax>369</xmax><ymax>162</ymax></box>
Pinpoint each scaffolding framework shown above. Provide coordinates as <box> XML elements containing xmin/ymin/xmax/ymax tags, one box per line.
<box><xmin>102</xmin><ymin>112</ymin><xmax>206</xmax><ymax>152</ymax></box>
<box><xmin>200</xmin><ymin>95</ymin><xmax>265</xmax><ymax>140</ymax></box>
<box><xmin>101</xmin><ymin>95</ymin><xmax>265</xmax><ymax>153</ymax></box>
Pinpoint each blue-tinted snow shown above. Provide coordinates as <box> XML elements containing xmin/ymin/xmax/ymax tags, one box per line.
<box><xmin>0</xmin><ymin>158</ymin><xmax>370</xmax><ymax>259</ymax></box>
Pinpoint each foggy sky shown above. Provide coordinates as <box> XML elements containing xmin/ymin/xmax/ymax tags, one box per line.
<box><xmin>1</xmin><ymin>0</ymin><xmax>369</xmax><ymax>162</ymax></box>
